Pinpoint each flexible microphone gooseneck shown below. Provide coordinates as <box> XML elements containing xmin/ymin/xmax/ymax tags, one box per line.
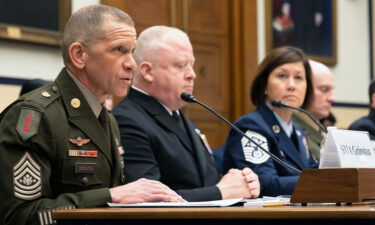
<box><xmin>181</xmin><ymin>93</ymin><xmax>301</xmax><ymax>174</ymax></box>
<box><xmin>271</xmin><ymin>100</ymin><xmax>327</xmax><ymax>134</ymax></box>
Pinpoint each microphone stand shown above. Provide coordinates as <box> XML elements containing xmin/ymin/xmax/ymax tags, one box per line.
<box><xmin>271</xmin><ymin>100</ymin><xmax>327</xmax><ymax>134</ymax></box>
<box><xmin>181</xmin><ymin>93</ymin><xmax>301</xmax><ymax>174</ymax></box>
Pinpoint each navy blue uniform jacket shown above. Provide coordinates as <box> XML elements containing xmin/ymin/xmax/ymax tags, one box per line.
<box><xmin>223</xmin><ymin>105</ymin><xmax>317</xmax><ymax>196</ymax></box>
<box><xmin>348</xmin><ymin>108</ymin><xmax>375</xmax><ymax>140</ymax></box>
<box><xmin>112</xmin><ymin>88</ymin><xmax>221</xmax><ymax>201</ymax></box>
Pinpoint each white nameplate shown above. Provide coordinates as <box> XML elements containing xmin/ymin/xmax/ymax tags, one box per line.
<box><xmin>319</xmin><ymin>127</ymin><xmax>375</xmax><ymax>168</ymax></box>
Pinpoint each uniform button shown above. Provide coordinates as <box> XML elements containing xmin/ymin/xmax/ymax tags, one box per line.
<box><xmin>52</xmin><ymin>86</ymin><xmax>59</xmax><ymax>92</ymax></box>
<box><xmin>82</xmin><ymin>176</ymin><xmax>89</xmax><ymax>185</ymax></box>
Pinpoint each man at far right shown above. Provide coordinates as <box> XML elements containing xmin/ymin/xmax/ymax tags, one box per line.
<box><xmin>348</xmin><ymin>79</ymin><xmax>375</xmax><ymax>140</ymax></box>
<box><xmin>292</xmin><ymin>60</ymin><xmax>335</xmax><ymax>161</ymax></box>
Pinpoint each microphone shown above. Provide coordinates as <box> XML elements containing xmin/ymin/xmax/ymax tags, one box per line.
<box><xmin>271</xmin><ymin>100</ymin><xmax>327</xmax><ymax>133</ymax></box>
<box><xmin>181</xmin><ymin>92</ymin><xmax>301</xmax><ymax>174</ymax></box>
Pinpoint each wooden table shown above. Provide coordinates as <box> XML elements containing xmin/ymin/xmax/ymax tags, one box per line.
<box><xmin>52</xmin><ymin>205</ymin><xmax>375</xmax><ymax>225</ymax></box>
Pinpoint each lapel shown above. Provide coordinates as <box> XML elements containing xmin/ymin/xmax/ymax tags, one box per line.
<box><xmin>128</xmin><ymin>88</ymin><xmax>193</xmax><ymax>153</ymax></box>
<box><xmin>368</xmin><ymin>108</ymin><xmax>375</xmax><ymax>122</ymax></box>
<box><xmin>108</xmin><ymin>113</ymin><xmax>122</xmax><ymax>185</ymax></box>
<box><xmin>181</xmin><ymin>113</ymin><xmax>208</xmax><ymax>182</ymax></box>
<box><xmin>55</xmin><ymin>68</ymin><xmax>113</xmax><ymax>167</ymax></box>
<box><xmin>293</xmin><ymin>113</ymin><xmax>322</xmax><ymax>144</ymax></box>
<box><xmin>259</xmin><ymin>106</ymin><xmax>306</xmax><ymax>170</ymax></box>
<box><xmin>293</xmin><ymin>125</ymin><xmax>309</xmax><ymax>166</ymax></box>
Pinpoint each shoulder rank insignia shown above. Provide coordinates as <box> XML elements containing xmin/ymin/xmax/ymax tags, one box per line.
<box><xmin>16</xmin><ymin>107</ymin><xmax>42</xmax><ymax>142</ymax></box>
<box><xmin>241</xmin><ymin>130</ymin><xmax>270</xmax><ymax>164</ymax></box>
<box><xmin>69</xmin><ymin>136</ymin><xmax>90</xmax><ymax>147</ymax></box>
<box><xmin>13</xmin><ymin>152</ymin><xmax>42</xmax><ymax>200</ymax></box>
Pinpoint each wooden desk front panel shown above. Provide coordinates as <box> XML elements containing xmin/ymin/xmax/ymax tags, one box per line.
<box><xmin>52</xmin><ymin>206</ymin><xmax>375</xmax><ymax>225</ymax></box>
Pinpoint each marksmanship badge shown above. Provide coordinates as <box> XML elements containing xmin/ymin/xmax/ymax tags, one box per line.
<box><xmin>13</xmin><ymin>152</ymin><xmax>42</xmax><ymax>200</ymax></box>
<box><xmin>241</xmin><ymin>130</ymin><xmax>270</xmax><ymax>164</ymax></box>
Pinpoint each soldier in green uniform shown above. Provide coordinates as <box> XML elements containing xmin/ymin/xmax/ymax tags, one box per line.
<box><xmin>0</xmin><ymin>5</ymin><xmax>183</xmax><ymax>225</ymax></box>
<box><xmin>292</xmin><ymin>60</ymin><xmax>335</xmax><ymax>161</ymax></box>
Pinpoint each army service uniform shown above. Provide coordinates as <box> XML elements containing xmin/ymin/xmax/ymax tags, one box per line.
<box><xmin>222</xmin><ymin>105</ymin><xmax>318</xmax><ymax>197</ymax></box>
<box><xmin>292</xmin><ymin>112</ymin><xmax>323</xmax><ymax>161</ymax></box>
<box><xmin>0</xmin><ymin>68</ymin><xmax>124</xmax><ymax>225</ymax></box>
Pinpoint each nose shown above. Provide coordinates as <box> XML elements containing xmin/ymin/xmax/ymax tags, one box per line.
<box><xmin>124</xmin><ymin>55</ymin><xmax>137</xmax><ymax>72</ymax></box>
<box><xmin>186</xmin><ymin>64</ymin><xmax>196</xmax><ymax>80</ymax></box>
<box><xmin>286</xmin><ymin>77</ymin><xmax>296</xmax><ymax>90</ymax></box>
<box><xmin>327</xmin><ymin>93</ymin><xmax>336</xmax><ymax>104</ymax></box>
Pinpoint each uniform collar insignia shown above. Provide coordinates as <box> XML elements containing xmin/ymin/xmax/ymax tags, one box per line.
<box><xmin>272</xmin><ymin>125</ymin><xmax>280</xmax><ymax>134</ymax></box>
<box><xmin>69</xmin><ymin>136</ymin><xmax>90</xmax><ymax>147</ymax></box>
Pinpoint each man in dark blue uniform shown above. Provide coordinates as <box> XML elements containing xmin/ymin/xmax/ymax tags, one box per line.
<box><xmin>113</xmin><ymin>25</ymin><xmax>260</xmax><ymax>202</ymax></box>
<box><xmin>349</xmin><ymin>79</ymin><xmax>375</xmax><ymax>140</ymax></box>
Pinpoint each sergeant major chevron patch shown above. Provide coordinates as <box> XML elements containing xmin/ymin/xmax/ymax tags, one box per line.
<box><xmin>13</xmin><ymin>152</ymin><xmax>42</xmax><ymax>200</ymax></box>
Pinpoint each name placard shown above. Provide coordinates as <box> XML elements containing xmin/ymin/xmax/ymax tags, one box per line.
<box><xmin>319</xmin><ymin>127</ymin><xmax>375</xmax><ymax>168</ymax></box>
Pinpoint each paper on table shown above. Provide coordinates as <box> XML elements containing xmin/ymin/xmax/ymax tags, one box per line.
<box><xmin>108</xmin><ymin>198</ymin><xmax>243</xmax><ymax>208</ymax></box>
<box><xmin>243</xmin><ymin>196</ymin><xmax>290</xmax><ymax>207</ymax></box>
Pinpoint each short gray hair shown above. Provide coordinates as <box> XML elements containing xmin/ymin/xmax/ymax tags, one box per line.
<box><xmin>133</xmin><ymin>25</ymin><xmax>190</xmax><ymax>65</ymax></box>
<box><xmin>61</xmin><ymin>4</ymin><xmax>134</xmax><ymax>65</ymax></box>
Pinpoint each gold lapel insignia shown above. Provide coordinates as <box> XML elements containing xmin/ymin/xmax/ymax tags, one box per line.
<box><xmin>272</xmin><ymin>125</ymin><xmax>280</xmax><ymax>134</ymax></box>
<box><xmin>69</xmin><ymin>136</ymin><xmax>90</xmax><ymax>147</ymax></box>
<box><xmin>71</xmin><ymin>98</ymin><xmax>81</xmax><ymax>108</ymax></box>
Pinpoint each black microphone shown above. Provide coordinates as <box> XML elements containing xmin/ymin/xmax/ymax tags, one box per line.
<box><xmin>271</xmin><ymin>100</ymin><xmax>327</xmax><ymax>133</ymax></box>
<box><xmin>181</xmin><ymin>92</ymin><xmax>301</xmax><ymax>174</ymax></box>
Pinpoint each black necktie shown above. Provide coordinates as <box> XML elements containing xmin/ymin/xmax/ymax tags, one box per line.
<box><xmin>172</xmin><ymin>111</ymin><xmax>187</xmax><ymax>133</ymax></box>
<box><xmin>98</xmin><ymin>107</ymin><xmax>111</xmax><ymax>144</ymax></box>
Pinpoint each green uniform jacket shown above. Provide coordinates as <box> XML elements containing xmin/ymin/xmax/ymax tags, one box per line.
<box><xmin>292</xmin><ymin>113</ymin><xmax>322</xmax><ymax>162</ymax></box>
<box><xmin>0</xmin><ymin>68</ymin><xmax>123</xmax><ymax>225</ymax></box>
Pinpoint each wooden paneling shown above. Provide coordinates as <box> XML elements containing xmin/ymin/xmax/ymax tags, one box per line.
<box><xmin>185</xmin><ymin>32</ymin><xmax>230</xmax><ymax>147</ymax></box>
<box><xmin>102</xmin><ymin>0</ymin><xmax>174</xmax><ymax>32</ymax></box>
<box><xmin>185</xmin><ymin>0</ymin><xmax>228</xmax><ymax>35</ymax></box>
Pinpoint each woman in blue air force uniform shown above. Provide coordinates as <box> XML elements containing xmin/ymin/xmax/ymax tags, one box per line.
<box><xmin>223</xmin><ymin>46</ymin><xmax>318</xmax><ymax>197</ymax></box>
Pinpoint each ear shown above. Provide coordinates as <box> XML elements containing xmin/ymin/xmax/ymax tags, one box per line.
<box><xmin>371</xmin><ymin>93</ymin><xmax>375</xmax><ymax>108</ymax></box>
<box><xmin>68</xmin><ymin>42</ymin><xmax>86</xmax><ymax>69</ymax></box>
<box><xmin>139</xmin><ymin>61</ymin><xmax>154</xmax><ymax>82</ymax></box>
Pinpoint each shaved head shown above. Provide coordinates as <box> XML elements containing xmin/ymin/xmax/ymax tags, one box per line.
<box><xmin>309</xmin><ymin>60</ymin><xmax>335</xmax><ymax>119</ymax></box>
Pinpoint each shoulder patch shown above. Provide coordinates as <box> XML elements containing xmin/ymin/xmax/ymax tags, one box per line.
<box><xmin>13</xmin><ymin>152</ymin><xmax>42</xmax><ymax>200</ymax></box>
<box><xmin>16</xmin><ymin>107</ymin><xmax>42</xmax><ymax>142</ymax></box>
<box><xmin>241</xmin><ymin>130</ymin><xmax>270</xmax><ymax>164</ymax></box>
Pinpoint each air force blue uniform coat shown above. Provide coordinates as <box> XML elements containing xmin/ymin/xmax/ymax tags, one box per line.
<box><xmin>223</xmin><ymin>105</ymin><xmax>317</xmax><ymax>196</ymax></box>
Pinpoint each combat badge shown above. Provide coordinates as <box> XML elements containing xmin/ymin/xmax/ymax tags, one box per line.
<box><xmin>16</xmin><ymin>107</ymin><xmax>42</xmax><ymax>142</ymax></box>
<box><xmin>13</xmin><ymin>152</ymin><xmax>42</xmax><ymax>200</ymax></box>
<box><xmin>241</xmin><ymin>130</ymin><xmax>270</xmax><ymax>164</ymax></box>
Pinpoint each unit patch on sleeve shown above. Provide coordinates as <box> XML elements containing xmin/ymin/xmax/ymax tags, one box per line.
<box><xmin>241</xmin><ymin>130</ymin><xmax>270</xmax><ymax>164</ymax></box>
<box><xmin>16</xmin><ymin>107</ymin><xmax>42</xmax><ymax>142</ymax></box>
<box><xmin>13</xmin><ymin>152</ymin><xmax>42</xmax><ymax>200</ymax></box>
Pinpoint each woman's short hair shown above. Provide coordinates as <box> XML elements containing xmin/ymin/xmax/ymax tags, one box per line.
<box><xmin>250</xmin><ymin>46</ymin><xmax>313</xmax><ymax>109</ymax></box>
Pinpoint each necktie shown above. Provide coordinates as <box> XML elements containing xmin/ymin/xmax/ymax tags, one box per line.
<box><xmin>98</xmin><ymin>107</ymin><xmax>111</xmax><ymax>145</ymax></box>
<box><xmin>172</xmin><ymin>111</ymin><xmax>187</xmax><ymax>133</ymax></box>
